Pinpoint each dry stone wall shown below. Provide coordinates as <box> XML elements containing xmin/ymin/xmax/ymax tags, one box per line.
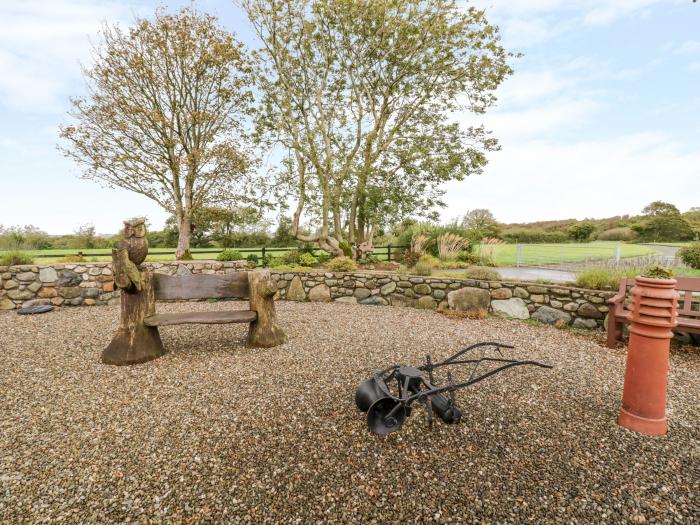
<box><xmin>0</xmin><ymin>262</ymin><xmax>613</xmax><ymax>330</ymax></box>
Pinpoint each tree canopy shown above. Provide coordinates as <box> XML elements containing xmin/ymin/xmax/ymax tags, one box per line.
<box><xmin>243</xmin><ymin>0</ymin><xmax>512</xmax><ymax>256</ymax></box>
<box><xmin>59</xmin><ymin>8</ymin><xmax>259</xmax><ymax>259</ymax></box>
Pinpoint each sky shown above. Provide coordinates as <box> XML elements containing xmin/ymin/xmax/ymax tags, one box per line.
<box><xmin>0</xmin><ymin>0</ymin><xmax>698</xmax><ymax>234</ymax></box>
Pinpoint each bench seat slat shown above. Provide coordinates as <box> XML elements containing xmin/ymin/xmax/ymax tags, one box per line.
<box><xmin>144</xmin><ymin>310</ymin><xmax>257</xmax><ymax>327</ymax></box>
<box><xmin>153</xmin><ymin>273</ymin><xmax>250</xmax><ymax>300</ymax></box>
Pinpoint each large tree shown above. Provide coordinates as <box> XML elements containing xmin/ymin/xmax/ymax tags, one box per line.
<box><xmin>243</xmin><ymin>0</ymin><xmax>512</xmax><ymax>257</ymax></box>
<box><xmin>59</xmin><ymin>8</ymin><xmax>257</xmax><ymax>259</ymax></box>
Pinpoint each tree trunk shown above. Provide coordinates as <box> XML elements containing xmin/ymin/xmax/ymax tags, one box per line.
<box><xmin>102</xmin><ymin>271</ymin><xmax>166</xmax><ymax>365</ymax></box>
<box><xmin>247</xmin><ymin>270</ymin><xmax>287</xmax><ymax>348</ymax></box>
<box><xmin>175</xmin><ymin>214</ymin><xmax>191</xmax><ymax>260</ymax></box>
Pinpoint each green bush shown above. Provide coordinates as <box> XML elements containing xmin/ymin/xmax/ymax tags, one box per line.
<box><xmin>338</xmin><ymin>240</ymin><xmax>353</xmax><ymax>257</ymax></box>
<box><xmin>326</xmin><ymin>256</ymin><xmax>358</xmax><ymax>272</ymax></box>
<box><xmin>575</xmin><ymin>267</ymin><xmax>637</xmax><ymax>290</ymax></box>
<box><xmin>457</xmin><ymin>250</ymin><xmax>480</xmax><ymax>264</ymax></box>
<box><xmin>596</xmin><ymin>227</ymin><xmax>637</xmax><ymax>241</ymax></box>
<box><xmin>270</xmin><ymin>264</ymin><xmax>313</xmax><ymax>271</ymax></box>
<box><xmin>246</xmin><ymin>254</ymin><xmax>259</xmax><ymax>266</ymax></box>
<box><xmin>416</xmin><ymin>254</ymin><xmax>440</xmax><ymax>268</ymax></box>
<box><xmin>298</xmin><ymin>252</ymin><xmax>319</xmax><ymax>266</ymax></box>
<box><xmin>679</xmin><ymin>242</ymin><xmax>700</xmax><ymax>269</ymax></box>
<box><xmin>463</xmin><ymin>266</ymin><xmax>500</xmax><ymax>281</ymax></box>
<box><xmin>180</xmin><ymin>250</ymin><xmax>194</xmax><ymax>261</ymax></box>
<box><xmin>216</xmin><ymin>249</ymin><xmax>242</xmax><ymax>261</ymax></box>
<box><xmin>413</xmin><ymin>261</ymin><xmax>433</xmax><ymax>276</ymax></box>
<box><xmin>281</xmin><ymin>250</ymin><xmax>301</xmax><ymax>265</ymax></box>
<box><xmin>0</xmin><ymin>251</ymin><xmax>34</xmax><ymax>265</ymax></box>
<box><xmin>642</xmin><ymin>265</ymin><xmax>673</xmax><ymax>279</ymax></box>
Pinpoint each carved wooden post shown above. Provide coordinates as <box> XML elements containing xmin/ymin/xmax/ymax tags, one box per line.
<box><xmin>102</xmin><ymin>219</ymin><xmax>166</xmax><ymax>365</ymax></box>
<box><xmin>247</xmin><ymin>270</ymin><xmax>287</xmax><ymax>348</ymax></box>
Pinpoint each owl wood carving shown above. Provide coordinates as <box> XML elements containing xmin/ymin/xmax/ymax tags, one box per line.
<box><xmin>121</xmin><ymin>218</ymin><xmax>149</xmax><ymax>265</ymax></box>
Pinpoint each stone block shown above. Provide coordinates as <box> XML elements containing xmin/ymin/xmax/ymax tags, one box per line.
<box><xmin>491</xmin><ymin>298</ymin><xmax>530</xmax><ymax>320</ymax></box>
<box><xmin>447</xmin><ymin>287</ymin><xmax>490</xmax><ymax>315</ymax></box>
<box><xmin>39</xmin><ymin>267</ymin><xmax>58</xmax><ymax>283</ymax></box>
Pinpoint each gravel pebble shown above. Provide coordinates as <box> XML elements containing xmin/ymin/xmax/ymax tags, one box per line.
<box><xmin>1</xmin><ymin>302</ymin><xmax>698</xmax><ymax>524</ymax></box>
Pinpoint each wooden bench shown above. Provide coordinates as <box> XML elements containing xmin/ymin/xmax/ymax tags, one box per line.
<box><xmin>607</xmin><ymin>277</ymin><xmax>700</xmax><ymax>348</ymax></box>
<box><xmin>102</xmin><ymin>248</ymin><xmax>286</xmax><ymax>365</ymax></box>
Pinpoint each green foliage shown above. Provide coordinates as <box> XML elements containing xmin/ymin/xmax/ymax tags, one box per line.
<box><xmin>298</xmin><ymin>252</ymin><xmax>319</xmax><ymax>266</ymax></box>
<box><xmin>246</xmin><ymin>253</ymin><xmax>259</xmax><ymax>266</ymax></box>
<box><xmin>596</xmin><ymin>227</ymin><xmax>636</xmax><ymax>241</ymax></box>
<box><xmin>216</xmin><ymin>249</ymin><xmax>243</xmax><ymax>261</ymax></box>
<box><xmin>281</xmin><ymin>250</ymin><xmax>301</xmax><ymax>265</ymax></box>
<box><xmin>326</xmin><ymin>256</ymin><xmax>358</xmax><ymax>272</ymax></box>
<box><xmin>463</xmin><ymin>266</ymin><xmax>500</xmax><ymax>281</ymax></box>
<box><xmin>642</xmin><ymin>265</ymin><xmax>673</xmax><ymax>279</ymax></box>
<box><xmin>270</xmin><ymin>264</ymin><xmax>313</xmax><ymax>271</ymax></box>
<box><xmin>417</xmin><ymin>254</ymin><xmax>441</xmax><ymax>268</ymax></box>
<box><xmin>180</xmin><ymin>250</ymin><xmax>194</xmax><ymax>260</ymax></box>
<box><xmin>461</xmin><ymin>209</ymin><xmax>501</xmax><ymax>241</ymax></box>
<box><xmin>413</xmin><ymin>261</ymin><xmax>433</xmax><ymax>276</ymax></box>
<box><xmin>567</xmin><ymin>222</ymin><xmax>595</xmax><ymax>242</ymax></box>
<box><xmin>633</xmin><ymin>200</ymin><xmax>694</xmax><ymax>242</ymax></box>
<box><xmin>457</xmin><ymin>250</ymin><xmax>480</xmax><ymax>264</ymax></box>
<box><xmin>0</xmin><ymin>251</ymin><xmax>34</xmax><ymax>265</ymax></box>
<box><xmin>338</xmin><ymin>241</ymin><xmax>353</xmax><ymax>257</ymax></box>
<box><xmin>575</xmin><ymin>267</ymin><xmax>638</xmax><ymax>290</ymax></box>
<box><xmin>679</xmin><ymin>243</ymin><xmax>700</xmax><ymax>269</ymax></box>
<box><xmin>271</xmin><ymin>216</ymin><xmax>299</xmax><ymax>247</ymax></box>
<box><xmin>501</xmin><ymin>229</ymin><xmax>569</xmax><ymax>244</ymax></box>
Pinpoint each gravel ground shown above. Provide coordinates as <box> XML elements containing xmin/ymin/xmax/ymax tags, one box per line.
<box><xmin>1</xmin><ymin>302</ymin><xmax>698</xmax><ymax>524</ymax></box>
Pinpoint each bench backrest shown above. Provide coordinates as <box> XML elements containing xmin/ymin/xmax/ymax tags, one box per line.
<box><xmin>153</xmin><ymin>272</ymin><xmax>250</xmax><ymax>301</ymax></box>
<box><xmin>617</xmin><ymin>277</ymin><xmax>700</xmax><ymax>319</ymax></box>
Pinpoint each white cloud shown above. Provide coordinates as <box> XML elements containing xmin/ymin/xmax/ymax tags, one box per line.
<box><xmin>674</xmin><ymin>40</ymin><xmax>700</xmax><ymax>55</ymax></box>
<box><xmin>0</xmin><ymin>0</ymin><xmax>143</xmax><ymax>112</ymax></box>
<box><xmin>442</xmin><ymin>132</ymin><xmax>700</xmax><ymax>223</ymax></box>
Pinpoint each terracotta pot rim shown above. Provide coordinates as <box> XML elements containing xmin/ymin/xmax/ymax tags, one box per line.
<box><xmin>634</xmin><ymin>275</ymin><xmax>677</xmax><ymax>285</ymax></box>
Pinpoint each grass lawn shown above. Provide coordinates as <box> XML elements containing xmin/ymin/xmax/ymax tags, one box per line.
<box><xmin>475</xmin><ymin>242</ymin><xmax>660</xmax><ymax>266</ymax></box>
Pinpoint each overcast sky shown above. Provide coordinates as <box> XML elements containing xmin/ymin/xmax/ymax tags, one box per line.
<box><xmin>0</xmin><ymin>0</ymin><xmax>698</xmax><ymax>234</ymax></box>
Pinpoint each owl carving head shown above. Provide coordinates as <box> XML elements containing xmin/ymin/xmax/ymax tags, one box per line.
<box><xmin>121</xmin><ymin>217</ymin><xmax>149</xmax><ymax>265</ymax></box>
<box><xmin>123</xmin><ymin>218</ymin><xmax>147</xmax><ymax>239</ymax></box>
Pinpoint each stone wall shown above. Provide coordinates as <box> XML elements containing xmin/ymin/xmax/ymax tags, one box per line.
<box><xmin>0</xmin><ymin>261</ymin><xmax>248</xmax><ymax>310</ymax></box>
<box><xmin>0</xmin><ymin>262</ymin><xmax>613</xmax><ymax>330</ymax></box>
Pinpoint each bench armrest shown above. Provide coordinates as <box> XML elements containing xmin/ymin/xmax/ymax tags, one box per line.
<box><xmin>608</xmin><ymin>293</ymin><xmax>625</xmax><ymax>306</ymax></box>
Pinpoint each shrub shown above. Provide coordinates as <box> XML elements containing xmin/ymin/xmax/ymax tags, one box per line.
<box><xmin>326</xmin><ymin>256</ymin><xmax>357</xmax><ymax>272</ymax></box>
<box><xmin>281</xmin><ymin>249</ymin><xmax>301</xmax><ymax>265</ymax></box>
<box><xmin>413</xmin><ymin>261</ymin><xmax>433</xmax><ymax>276</ymax></box>
<box><xmin>0</xmin><ymin>251</ymin><xmax>34</xmax><ymax>265</ymax></box>
<box><xmin>395</xmin><ymin>250</ymin><xmax>421</xmax><ymax>267</ymax></box>
<box><xmin>338</xmin><ymin>240</ymin><xmax>353</xmax><ymax>257</ymax></box>
<box><xmin>438</xmin><ymin>261</ymin><xmax>470</xmax><ymax>269</ymax></box>
<box><xmin>216</xmin><ymin>249</ymin><xmax>242</xmax><ymax>261</ymax></box>
<box><xmin>437</xmin><ymin>233</ymin><xmax>469</xmax><ymax>260</ymax></box>
<box><xmin>642</xmin><ymin>265</ymin><xmax>673</xmax><ymax>279</ymax></box>
<box><xmin>270</xmin><ymin>264</ymin><xmax>313</xmax><ymax>271</ymax></box>
<box><xmin>575</xmin><ymin>267</ymin><xmax>637</xmax><ymax>290</ymax></box>
<box><xmin>298</xmin><ymin>252</ymin><xmax>319</xmax><ymax>266</ymax></box>
<box><xmin>417</xmin><ymin>254</ymin><xmax>440</xmax><ymax>268</ymax></box>
<box><xmin>679</xmin><ymin>242</ymin><xmax>700</xmax><ymax>269</ymax></box>
<box><xmin>463</xmin><ymin>266</ymin><xmax>500</xmax><ymax>281</ymax></box>
<box><xmin>316</xmin><ymin>252</ymin><xmax>331</xmax><ymax>264</ymax></box>
<box><xmin>246</xmin><ymin>253</ymin><xmax>259</xmax><ymax>265</ymax></box>
<box><xmin>596</xmin><ymin>227</ymin><xmax>637</xmax><ymax>241</ymax></box>
<box><xmin>180</xmin><ymin>250</ymin><xmax>194</xmax><ymax>261</ymax></box>
<box><xmin>457</xmin><ymin>250</ymin><xmax>480</xmax><ymax>264</ymax></box>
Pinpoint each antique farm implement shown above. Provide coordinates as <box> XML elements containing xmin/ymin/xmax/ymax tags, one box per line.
<box><xmin>355</xmin><ymin>342</ymin><xmax>553</xmax><ymax>435</ymax></box>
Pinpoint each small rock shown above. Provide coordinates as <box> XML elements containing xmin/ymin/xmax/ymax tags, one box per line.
<box><xmin>532</xmin><ymin>306</ymin><xmax>571</xmax><ymax>325</ymax></box>
<box><xmin>491</xmin><ymin>298</ymin><xmax>530</xmax><ymax>320</ymax></box>
<box><xmin>334</xmin><ymin>296</ymin><xmax>357</xmax><ymax>304</ymax></box>
<box><xmin>380</xmin><ymin>282</ymin><xmax>397</xmax><ymax>295</ymax></box>
<box><xmin>39</xmin><ymin>267</ymin><xmax>58</xmax><ymax>283</ymax></box>
<box><xmin>287</xmin><ymin>276</ymin><xmax>306</xmax><ymax>301</ymax></box>
<box><xmin>308</xmin><ymin>284</ymin><xmax>331</xmax><ymax>302</ymax></box>
<box><xmin>359</xmin><ymin>296</ymin><xmax>388</xmax><ymax>306</ymax></box>
<box><xmin>490</xmin><ymin>288</ymin><xmax>512</xmax><ymax>300</ymax></box>
<box><xmin>578</xmin><ymin>303</ymin><xmax>604</xmax><ymax>319</ymax></box>
<box><xmin>572</xmin><ymin>317</ymin><xmax>598</xmax><ymax>329</ymax></box>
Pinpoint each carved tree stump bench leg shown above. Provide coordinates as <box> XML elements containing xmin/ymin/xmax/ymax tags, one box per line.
<box><xmin>103</xmin><ymin>270</ymin><xmax>166</xmax><ymax>365</ymax></box>
<box><xmin>247</xmin><ymin>270</ymin><xmax>287</xmax><ymax>348</ymax></box>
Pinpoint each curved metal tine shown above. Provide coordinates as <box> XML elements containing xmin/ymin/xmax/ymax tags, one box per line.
<box><xmin>428</xmin><ymin>360</ymin><xmax>554</xmax><ymax>398</ymax></box>
<box><xmin>425</xmin><ymin>354</ymin><xmax>435</xmax><ymax>384</ymax></box>
<box><xmin>426</xmin><ymin>342</ymin><xmax>515</xmax><ymax>369</ymax></box>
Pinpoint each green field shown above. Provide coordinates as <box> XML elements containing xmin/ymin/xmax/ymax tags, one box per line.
<box><xmin>475</xmin><ymin>242</ymin><xmax>660</xmax><ymax>267</ymax></box>
<box><xmin>0</xmin><ymin>242</ymin><xmax>661</xmax><ymax>266</ymax></box>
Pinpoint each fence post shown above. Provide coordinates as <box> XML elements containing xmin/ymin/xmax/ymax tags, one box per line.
<box><xmin>516</xmin><ymin>244</ymin><xmax>522</xmax><ymax>268</ymax></box>
<box><xmin>262</xmin><ymin>246</ymin><xmax>266</xmax><ymax>268</ymax></box>
<box><xmin>387</xmin><ymin>244</ymin><xmax>392</xmax><ymax>262</ymax></box>
<box><xmin>615</xmin><ymin>246</ymin><xmax>621</xmax><ymax>264</ymax></box>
